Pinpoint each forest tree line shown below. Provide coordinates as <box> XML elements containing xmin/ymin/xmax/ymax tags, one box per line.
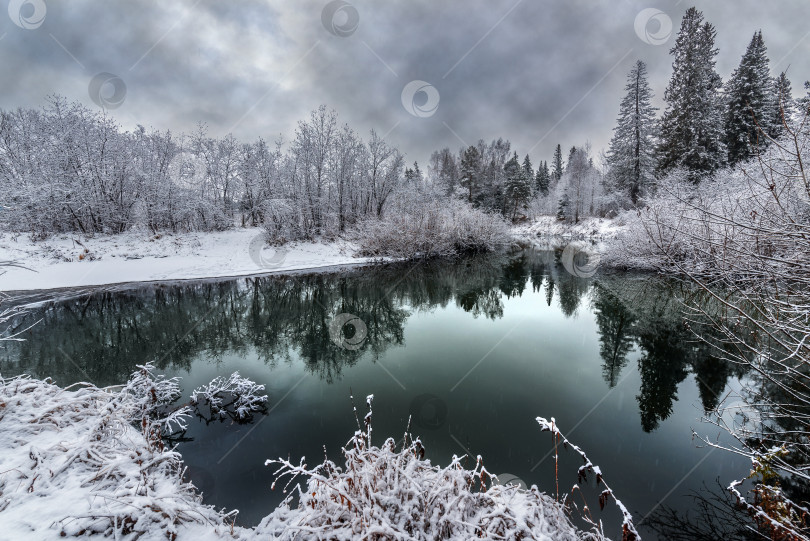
<box><xmin>426</xmin><ymin>7</ymin><xmax>810</xmax><ymax>224</ymax></box>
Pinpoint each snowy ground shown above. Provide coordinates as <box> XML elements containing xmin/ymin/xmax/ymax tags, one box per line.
<box><xmin>512</xmin><ymin>216</ymin><xmax>625</xmax><ymax>241</ymax></box>
<box><xmin>0</xmin><ymin>228</ymin><xmax>376</xmax><ymax>293</ymax></box>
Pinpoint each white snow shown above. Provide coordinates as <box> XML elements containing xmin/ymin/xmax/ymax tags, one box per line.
<box><xmin>513</xmin><ymin>216</ymin><xmax>625</xmax><ymax>241</ymax></box>
<box><xmin>0</xmin><ymin>228</ymin><xmax>377</xmax><ymax>293</ymax></box>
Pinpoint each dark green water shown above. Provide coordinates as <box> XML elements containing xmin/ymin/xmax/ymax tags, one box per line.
<box><xmin>0</xmin><ymin>247</ymin><xmax>748</xmax><ymax>539</ymax></box>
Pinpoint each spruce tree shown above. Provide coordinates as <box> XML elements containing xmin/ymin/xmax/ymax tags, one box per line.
<box><xmin>556</xmin><ymin>192</ymin><xmax>570</xmax><ymax>221</ymax></box>
<box><xmin>535</xmin><ymin>160</ymin><xmax>550</xmax><ymax>196</ymax></box>
<box><xmin>504</xmin><ymin>152</ymin><xmax>531</xmax><ymax>220</ymax></box>
<box><xmin>552</xmin><ymin>144</ymin><xmax>564</xmax><ymax>182</ymax></box>
<box><xmin>769</xmin><ymin>72</ymin><xmax>794</xmax><ymax>138</ymax></box>
<box><xmin>607</xmin><ymin>60</ymin><xmax>658</xmax><ymax>204</ymax></box>
<box><xmin>657</xmin><ymin>7</ymin><xmax>726</xmax><ymax>181</ymax></box>
<box><xmin>412</xmin><ymin>161</ymin><xmax>422</xmax><ymax>182</ymax></box>
<box><xmin>567</xmin><ymin>146</ymin><xmax>578</xmax><ymax>169</ymax></box>
<box><xmin>724</xmin><ymin>31</ymin><xmax>773</xmax><ymax>166</ymax></box>
<box><xmin>801</xmin><ymin>81</ymin><xmax>810</xmax><ymax>118</ymax></box>
<box><xmin>522</xmin><ymin>154</ymin><xmax>533</xmax><ymax>189</ymax></box>
<box><xmin>459</xmin><ymin>145</ymin><xmax>481</xmax><ymax>204</ymax></box>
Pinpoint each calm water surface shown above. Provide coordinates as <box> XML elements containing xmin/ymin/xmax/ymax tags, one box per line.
<box><xmin>1</xmin><ymin>247</ymin><xmax>748</xmax><ymax>539</ymax></box>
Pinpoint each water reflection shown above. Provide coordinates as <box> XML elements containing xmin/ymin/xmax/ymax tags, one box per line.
<box><xmin>2</xmin><ymin>247</ymin><xmax>742</xmax><ymax>435</ymax></box>
<box><xmin>1</xmin><ymin>247</ymin><xmax>756</xmax><ymax>538</ymax></box>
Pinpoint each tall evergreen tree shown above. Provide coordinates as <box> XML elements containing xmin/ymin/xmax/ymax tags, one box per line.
<box><xmin>551</xmin><ymin>144</ymin><xmax>564</xmax><ymax>182</ymax></box>
<box><xmin>404</xmin><ymin>161</ymin><xmax>423</xmax><ymax>184</ymax></box>
<box><xmin>769</xmin><ymin>72</ymin><xmax>794</xmax><ymax>139</ymax></box>
<box><xmin>606</xmin><ymin>60</ymin><xmax>658</xmax><ymax>204</ymax></box>
<box><xmin>567</xmin><ymin>146</ymin><xmax>578</xmax><ymax>169</ymax></box>
<box><xmin>535</xmin><ymin>160</ymin><xmax>550</xmax><ymax>196</ymax></box>
<box><xmin>724</xmin><ymin>31</ymin><xmax>773</xmax><ymax>166</ymax></box>
<box><xmin>556</xmin><ymin>192</ymin><xmax>570</xmax><ymax>221</ymax></box>
<box><xmin>522</xmin><ymin>154</ymin><xmax>533</xmax><ymax>190</ymax></box>
<box><xmin>657</xmin><ymin>7</ymin><xmax>726</xmax><ymax>181</ymax></box>
<box><xmin>504</xmin><ymin>151</ymin><xmax>531</xmax><ymax>220</ymax></box>
<box><xmin>459</xmin><ymin>145</ymin><xmax>481</xmax><ymax>204</ymax></box>
<box><xmin>800</xmin><ymin>81</ymin><xmax>810</xmax><ymax>119</ymax></box>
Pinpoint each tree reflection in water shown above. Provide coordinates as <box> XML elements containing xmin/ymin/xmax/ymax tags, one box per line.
<box><xmin>1</xmin><ymin>246</ymin><xmax>745</xmax><ymax>433</ymax></box>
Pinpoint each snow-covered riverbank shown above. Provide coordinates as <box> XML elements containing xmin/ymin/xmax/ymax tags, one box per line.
<box><xmin>0</xmin><ymin>228</ymin><xmax>377</xmax><ymax>293</ymax></box>
<box><xmin>513</xmin><ymin>216</ymin><xmax>625</xmax><ymax>241</ymax></box>
<box><xmin>0</xmin><ymin>217</ymin><xmax>624</xmax><ymax>294</ymax></box>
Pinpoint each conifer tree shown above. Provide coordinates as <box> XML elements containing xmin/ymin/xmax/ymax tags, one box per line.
<box><xmin>535</xmin><ymin>160</ymin><xmax>550</xmax><ymax>196</ymax></box>
<box><xmin>556</xmin><ymin>192</ymin><xmax>570</xmax><ymax>221</ymax></box>
<box><xmin>657</xmin><ymin>7</ymin><xmax>726</xmax><ymax>181</ymax></box>
<box><xmin>724</xmin><ymin>31</ymin><xmax>773</xmax><ymax>166</ymax></box>
<box><xmin>769</xmin><ymin>72</ymin><xmax>794</xmax><ymax>138</ymax></box>
<box><xmin>606</xmin><ymin>60</ymin><xmax>657</xmax><ymax>204</ymax></box>
<box><xmin>800</xmin><ymin>81</ymin><xmax>810</xmax><ymax>118</ymax></box>
<box><xmin>504</xmin><ymin>151</ymin><xmax>531</xmax><ymax>220</ymax></box>
<box><xmin>522</xmin><ymin>154</ymin><xmax>533</xmax><ymax>189</ymax></box>
<box><xmin>552</xmin><ymin>144</ymin><xmax>564</xmax><ymax>182</ymax></box>
<box><xmin>567</xmin><ymin>146</ymin><xmax>578</xmax><ymax>168</ymax></box>
<box><xmin>459</xmin><ymin>145</ymin><xmax>481</xmax><ymax>204</ymax></box>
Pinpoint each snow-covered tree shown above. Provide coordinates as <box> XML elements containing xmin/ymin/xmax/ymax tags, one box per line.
<box><xmin>459</xmin><ymin>145</ymin><xmax>481</xmax><ymax>204</ymax></box>
<box><xmin>535</xmin><ymin>160</ymin><xmax>550</xmax><ymax>196</ymax></box>
<box><xmin>606</xmin><ymin>60</ymin><xmax>657</xmax><ymax>204</ymax></box>
<box><xmin>724</xmin><ymin>31</ymin><xmax>774</xmax><ymax>166</ymax></box>
<box><xmin>551</xmin><ymin>144</ymin><xmax>564</xmax><ymax>183</ymax></box>
<box><xmin>503</xmin><ymin>151</ymin><xmax>531</xmax><ymax>220</ymax></box>
<box><xmin>769</xmin><ymin>71</ymin><xmax>794</xmax><ymax>139</ymax></box>
<box><xmin>522</xmin><ymin>154</ymin><xmax>533</xmax><ymax>191</ymax></box>
<box><xmin>657</xmin><ymin>7</ymin><xmax>726</xmax><ymax>181</ymax></box>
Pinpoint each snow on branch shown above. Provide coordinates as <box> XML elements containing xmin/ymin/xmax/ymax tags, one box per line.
<box><xmin>537</xmin><ymin>416</ymin><xmax>640</xmax><ymax>541</ymax></box>
<box><xmin>190</xmin><ymin>371</ymin><xmax>268</xmax><ymax>421</ymax></box>
<box><xmin>261</xmin><ymin>429</ymin><xmax>593</xmax><ymax>540</ymax></box>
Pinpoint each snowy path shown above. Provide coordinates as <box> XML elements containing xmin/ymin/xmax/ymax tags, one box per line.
<box><xmin>0</xmin><ymin>228</ymin><xmax>377</xmax><ymax>293</ymax></box>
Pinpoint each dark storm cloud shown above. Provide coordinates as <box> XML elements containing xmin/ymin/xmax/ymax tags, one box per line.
<box><xmin>1</xmin><ymin>0</ymin><xmax>808</xmax><ymax>165</ymax></box>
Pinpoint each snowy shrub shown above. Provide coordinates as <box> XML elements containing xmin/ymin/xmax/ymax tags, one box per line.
<box><xmin>190</xmin><ymin>371</ymin><xmax>268</xmax><ymax>421</ymax></box>
<box><xmin>0</xmin><ymin>372</ymin><xmax>233</xmax><ymax>539</ymax></box>
<box><xmin>259</xmin><ymin>400</ymin><xmax>603</xmax><ymax>540</ymax></box>
<box><xmin>123</xmin><ymin>362</ymin><xmax>191</xmax><ymax>437</ymax></box>
<box><xmin>355</xmin><ymin>200</ymin><xmax>509</xmax><ymax>260</ymax></box>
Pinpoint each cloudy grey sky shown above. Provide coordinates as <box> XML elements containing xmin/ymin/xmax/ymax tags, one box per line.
<box><xmin>2</xmin><ymin>0</ymin><xmax>808</xmax><ymax>165</ymax></box>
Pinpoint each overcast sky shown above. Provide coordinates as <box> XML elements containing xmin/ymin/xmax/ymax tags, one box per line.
<box><xmin>2</xmin><ymin>0</ymin><xmax>808</xmax><ymax>165</ymax></box>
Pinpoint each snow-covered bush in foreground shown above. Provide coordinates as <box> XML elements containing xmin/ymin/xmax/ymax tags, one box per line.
<box><xmin>355</xmin><ymin>200</ymin><xmax>510</xmax><ymax>260</ymax></box>
<box><xmin>0</xmin><ymin>373</ymin><xmax>633</xmax><ymax>540</ymax></box>
<box><xmin>0</xmin><ymin>369</ymin><xmax>233</xmax><ymax>539</ymax></box>
<box><xmin>190</xmin><ymin>371</ymin><xmax>268</xmax><ymax>421</ymax></box>
<box><xmin>256</xmin><ymin>397</ymin><xmax>628</xmax><ymax>540</ymax></box>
